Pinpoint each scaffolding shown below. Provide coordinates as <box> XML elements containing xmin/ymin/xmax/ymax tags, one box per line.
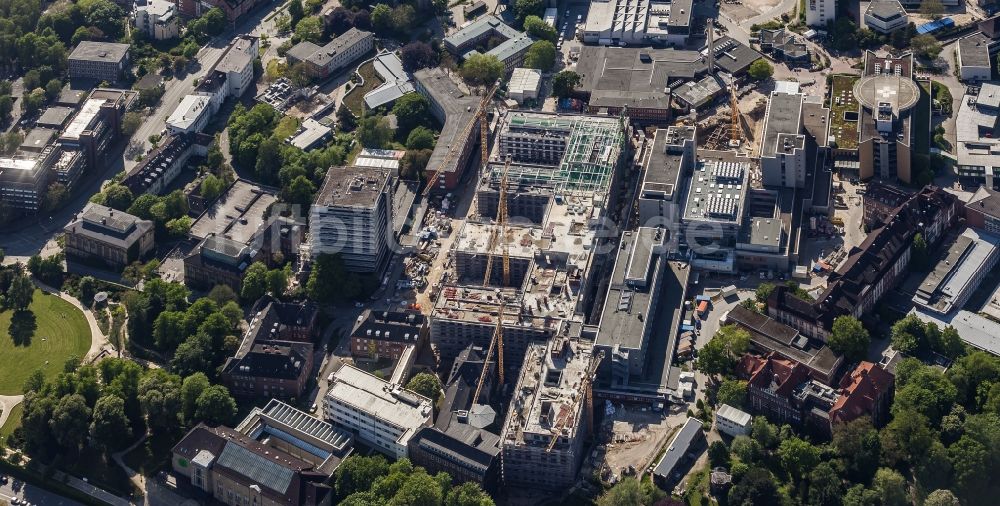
<box><xmin>486</xmin><ymin>113</ymin><xmax>628</xmax><ymax>196</ymax></box>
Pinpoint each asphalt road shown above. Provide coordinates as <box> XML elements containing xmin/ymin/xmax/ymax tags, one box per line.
<box><xmin>0</xmin><ymin>477</ymin><xmax>83</xmax><ymax>506</ymax></box>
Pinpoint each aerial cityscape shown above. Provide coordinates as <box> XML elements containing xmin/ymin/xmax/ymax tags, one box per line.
<box><xmin>0</xmin><ymin>0</ymin><xmax>999</xmax><ymax>505</ymax></box>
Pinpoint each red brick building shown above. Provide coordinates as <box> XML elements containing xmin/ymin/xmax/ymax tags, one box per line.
<box><xmin>350</xmin><ymin>310</ymin><xmax>428</xmax><ymax>361</ymax></box>
<box><xmin>830</xmin><ymin>362</ymin><xmax>895</xmax><ymax>428</ymax></box>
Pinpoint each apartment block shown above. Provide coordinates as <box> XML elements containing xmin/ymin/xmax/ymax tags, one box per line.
<box><xmin>412</xmin><ymin>68</ymin><xmax>481</xmax><ymax>192</ymax></box>
<box><xmin>68</xmin><ymin>42</ymin><xmax>131</xmax><ymax>82</ymax></box>
<box><xmin>308</xmin><ymin>166</ymin><xmax>393</xmax><ymax>275</ymax></box>
<box><xmin>351</xmin><ymin>310</ymin><xmax>428</xmax><ymax>361</ymax></box>
<box><xmin>760</xmin><ymin>89</ymin><xmax>807</xmax><ymax>188</ymax></box>
<box><xmin>134</xmin><ymin>0</ymin><xmax>179</xmax><ymax>40</ymax></box>
<box><xmin>805</xmin><ymin>0</ymin><xmax>835</xmax><ymax>27</ymax></box>
<box><xmin>324</xmin><ymin>364</ymin><xmax>433</xmax><ymax>459</ymax></box>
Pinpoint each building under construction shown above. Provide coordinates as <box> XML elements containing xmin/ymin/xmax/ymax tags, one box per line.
<box><xmin>500</xmin><ymin>336</ymin><xmax>599</xmax><ymax>489</ymax></box>
<box><xmin>430</xmin><ymin>112</ymin><xmax>631</xmax><ymax>372</ymax></box>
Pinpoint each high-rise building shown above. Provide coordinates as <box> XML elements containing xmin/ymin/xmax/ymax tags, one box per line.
<box><xmin>308</xmin><ymin>166</ymin><xmax>393</xmax><ymax>275</ymax></box>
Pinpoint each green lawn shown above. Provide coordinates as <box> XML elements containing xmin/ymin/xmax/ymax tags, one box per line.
<box><xmin>343</xmin><ymin>60</ymin><xmax>385</xmax><ymax>116</ymax></box>
<box><xmin>0</xmin><ymin>289</ymin><xmax>91</xmax><ymax>395</ymax></box>
<box><xmin>1</xmin><ymin>401</ymin><xmax>23</xmax><ymax>442</ymax></box>
<box><xmin>829</xmin><ymin>75</ymin><xmax>861</xmax><ymax>150</ymax></box>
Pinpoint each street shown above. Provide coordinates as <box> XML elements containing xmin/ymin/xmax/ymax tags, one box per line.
<box><xmin>0</xmin><ymin>476</ymin><xmax>83</xmax><ymax>506</ymax></box>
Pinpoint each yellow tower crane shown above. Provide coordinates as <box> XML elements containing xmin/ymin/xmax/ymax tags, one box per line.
<box><xmin>547</xmin><ymin>350</ymin><xmax>605</xmax><ymax>452</ymax></box>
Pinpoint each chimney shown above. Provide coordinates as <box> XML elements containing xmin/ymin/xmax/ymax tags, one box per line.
<box><xmin>708</xmin><ymin>18</ymin><xmax>715</xmax><ymax>75</ymax></box>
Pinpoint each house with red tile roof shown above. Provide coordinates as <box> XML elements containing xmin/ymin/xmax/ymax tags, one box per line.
<box><xmin>830</xmin><ymin>362</ymin><xmax>895</xmax><ymax>427</ymax></box>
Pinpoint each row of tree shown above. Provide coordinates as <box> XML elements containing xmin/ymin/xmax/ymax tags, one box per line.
<box><xmin>8</xmin><ymin>359</ymin><xmax>237</xmax><ymax>464</ymax></box>
<box><xmin>333</xmin><ymin>455</ymin><xmax>494</xmax><ymax>506</ymax></box>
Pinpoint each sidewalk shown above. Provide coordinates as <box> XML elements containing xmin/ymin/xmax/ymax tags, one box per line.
<box><xmin>0</xmin><ymin>395</ymin><xmax>24</xmax><ymax>430</ymax></box>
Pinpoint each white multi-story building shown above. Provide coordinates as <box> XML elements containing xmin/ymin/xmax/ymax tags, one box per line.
<box><xmin>308</xmin><ymin>166</ymin><xmax>393</xmax><ymax>275</ymax></box>
<box><xmin>134</xmin><ymin>0</ymin><xmax>179</xmax><ymax>40</ymax></box>
<box><xmin>323</xmin><ymin>364</ymin><xmax>432</xmax><ymax>459</ymax></box>
<box><xmin>805</xmin><ymin>0</ymin><xmax>835</xmax><ymax>27</ymax></box>
<box><xmin>715</xmin><ymin>404</ymin><xmax>752</xmax><ymax>437</ymax></box>
<box><xmin>760</xmin><ymin>86</ymin><xmax>807</xmax><ymax>188</ymax></box>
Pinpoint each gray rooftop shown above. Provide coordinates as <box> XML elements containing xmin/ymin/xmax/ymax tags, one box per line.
<box><xmin>413</xmin><ymin>68</ymin><xmax>479</xmax><ymax>176</ymax></box>
<box><xmin>69</xmin><ymin>41</ymin><xmax>129</xmax><ymax>63</ymax></box>
<box><xmin>913</xmin><ymin>228</ymin><xmax>1000</xmax><ymax>314</ymax></box>
<box><xmin>286</xmin><ymin>28</ymin><xmax>372</xmax><ymax>67</ymax></box>
<box><xmin>64</xmin><ymin>203</ymin><xmax>153</xmax><ymax>249</ymax></box>
<box><xmin>596</xmin><ymin>227</ymin><xmax>666</xmax><ymax>354</ymax></box>
<box><xmin>36</xmin><ymin>107</ymin><xmax>75</xmax><ymax>128</ymax></box>
<box><xmin>683</xmin><ymin>158</ymin><xmax>750</xmax><ymax>224</ymax></box>
<box><xmin>866</xmin><ymin>0</ymin><xmax>906</xmax><ymax>21</ymax></box>
<box><xmin>315</xmin><ymin>165</ymin><xmax>391</xmax><ymax>208</ymax></box>
<box><xmin>959</xmin><ymin>33</ymin><xmax>993</xmax><ymax>69</ymax></box>
<box><xmin>761</xmin><ymin>91</ymin><xmax>804</xmax><ymax>157</ymax></box>
<box><xmin>444</xmin><ymin>15</ymin><xmax>521</xmax><ymax>50</ymax></box>
<box><xmin>216</xmin><ymin>442</ymin><xmax>295</xmax><ymax>495</ymax></box>
<box><xmin>653</xmin><ymin>417</ymin><xmax>703</xmax><ymax>480</ymax></box>
<box><xmin>642</xmin><ymin>127</ymin><xmax>693</xmax><ymax>202</ymax></box>
<box><xmin>674</xmin><ymin>75</ymin><xmax>723</xmax><ymax>109</ymax></box>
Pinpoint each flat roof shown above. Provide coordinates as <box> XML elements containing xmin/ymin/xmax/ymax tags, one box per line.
<box><xmin>69</xmin><ymin>41</ymin><xmax>129</xmax><ymax>63</ymax></box>
<box><xmin>189</xmin><ymin>180</ymin><xmax>277</xmax><ymax>245</ymax></box>
<box><xmin>866</xmin><ymin>0</ymin><xmax>906</xmax><ymax>21</ymax></box>
<box><xmin>642</xmin><ymin>127</ymin><xmax>693</xmax><ymax>202</ymax></box>
<box><xmin>683</xmin><ymin>158</ymin><xmax>750</xmax><ymax>224</ymax></box>
<box><xmin>327</xmin><ymin>364</ymin><xmax>432</xmax><ymax>433</ymax></box>
<box><xmin>314</xmin><ymin>165</ymin><xmax>391</xmax><ymax>209</ymax></box>
<box><xmin>287</xmin><ymin>28</ymin><xmax>372</xmax><ymax>67</ymax></box>
<box><xmin>761</xmin><ymin>91</ymin><xmax>804</xmax><ymax>158</ymax></box>
<box><xmin>166</xmin><ymin>94</ymin><xmax>211</xmax><ymax>131</ymax></box>
<box><xmin>912</xmin><ymin>308</ymin><xmax>1000</xmax><ymax>357</ymax></box>
<box><xmin>914</xmin><ymin>228</ymin><xmax>1000</xmax><ymax>314</ymax></box>
<box><xmin>956</xmin><ymin>86</ymin><xmax>1000</xmax><ymax>168</ymax></box>
<box><xmin>508</xmin><ymin>68</ymin><xmax>542</xmax><ymax>95</ymax></box>
<box><xmin>288</xmin><ymin>118</ymin><xmax>331</xmax><ymax>151</ymax></box>
<box><xmin>62</xmin><ymin>98</ymin><xmax>107</xmax><ymax>140</ymax></box>
<box><xmin>413</xmin><ymin>68</ymin><xmax>479</xmax><ymax>176</ymax></box>
<box><xmin>596</xmin><ymin>227</ymin><xmax>666</xmax><ymax>352</ymax></box>
<box><xmin>20</xmin><ymin>128</ymin><xmax>55</xmax><ymax>151</ymax></box>
<box><xmin>716</xmin><ymin>404</ymin><xmax>751</xmax><ymax>426</ymax></box>
<box><xmin>444</xmin><ymin>15</ymin><xmax>521</xmax><ymax>49</ymax></box>
<box><xmin>37</xmin><ymin>107</ymin><xmax>75</xmax><ymax>128</ymax></box>
<box><xmin>675</xmin><ymin>75</ymin><xmax>723</xmax><ymax>108</ymax></box>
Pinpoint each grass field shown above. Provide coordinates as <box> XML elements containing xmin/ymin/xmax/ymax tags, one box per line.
<box><xmin>0</xmin><ymin>289</ymin><xmax>91</xmax><ymax>395</ymax></box>
<box><xmin>0</xmin><ymin>401</ymin><xmax>24</xmax><ymax>442</ymax></box>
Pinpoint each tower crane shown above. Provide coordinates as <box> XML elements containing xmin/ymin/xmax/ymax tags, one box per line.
<box><xmin>546</xmin><ymin>349</ymin><xmax>605</xmax><ymax>452</ymax></box>
<box><xmin>483</xmin><ymin>156</ymin><xmax>511</xmax><ymax>287</ymax></box>
<box><xmin>729</xmin><ymin>81</ymin><xmax>742</xmax><ymax>148</ymax></box>
<box><xmin>422</xmin><ymin>82</ymin><xmax>500</xmax><ymax>196</ymax></box>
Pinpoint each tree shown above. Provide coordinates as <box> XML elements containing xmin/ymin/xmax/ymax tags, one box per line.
<box><xmin>843</xmin><ymin>484</ymin><xmax>880</xmax><ymax>506</ymax></box>
<box><xmin>523</xmin><ymin>15</ymin><xmax>558</xmax><ymax>42</ymax></box>
<box><xmin>893</xmin><ymin>367</ymin><xmax>957</xmax><ymax>424</ymax></box>
<box><xmin>266</xmin><ymin>268</ymin><xmax>288</xmax><ymax>297</ymax></box>
<box><xmin>288</xmin><ymin>0</ymin><xmax>305</xmax><ymax>23</ymax></box>
<box><xmin>102</xmin><ymin>184</ymin><xmax>134</xmax><ymax>211</ymax></box>
<box><xmin>829</xmin><ymin>316</ymin><xmax>870</xmax><ymax>361</ymax></box>
<box><xmin>282</xmin><ymin>175</ymin><xmax>315</xmax><ymax>207</ymax></box>
<box><xmin>755</xmin><ymin>282</ymin><xmax>775</xmax><ymax>303</ymax></box>
<box><xmin>880</xmin><ymin>410</ymin><xmax>935</xmax><ymax>467</ymax></box>
<box><xmin>912</xmin><ymin>34</ymin><xmax>942</xmax><ymax>60</ymax></box>
<box><xmin>807</xmin><ymin>462</ymin><xmax>843</xmax><ymax>506</ymax></box>
<box><xmin>400</xmin><ymin>41</ymin><xmax>438</xmax><ymax>72</ymax></box>
<box><xmin>939</xmin><ymin>325</ymin><xmax>965</xmax><ymax>359</ymax></box>
<box><xmin>696</xmin><ymin>325</ymin><xmax>750</xmax><ymax>377</ymax></box>
<box><xmin>460</xmin><ymin>54</ymin><xmax>504</xmax><ymax>87</ymax></box>
<box><xmin>832</xmin><ymin>418</ymin><xmax>880</xmax><ymax>483</ymax></box>
<box><xmin>153</xmin><ymin>311</ymin><xmax>188</xmax><ymax>350</ymax></box>
<box><xmin>208</xmin><ymin>285</ymin><xmax>238</xmax><ymax>306</ymax></box>
<box><xmin>21</xmin><ymin>88</ymin><xmax>45</xmax><ymax>115</ymax></box>
<box><xmin>336</xmin><ymin>455</ymin><xmax>391</xmax><ymax>497</ymax></box>
<box><xmin>513</xmin><ymin>0</ymin><xmax>544</xmax><ymax>22</ymax></box>
<box><xmin>777</xmin><ymin>437</ymin><xmax>821</xmax><ymax>481</ymax></box>
<box><xmin>716</xmin><ymin>379</ymin><xmax>747</xmax><ymax>408</ymax></box>
<box><xmin>138</xmin><ymin>369</ymin><xmax>182</xmax><ymax>431</ymax></box>
<box><xmin>948</xmin><ymin>435</ymin><xmax>989</xmax><ymax>497</ymax></box>
<box><xmin>49</xmin><ymin>394</ymin><xmax>91</xmax><ymax>452</ymax></box>
<box><xmin>748</xmin><ymin>59</ymin><xmax>774</xmax><ymax>80</ymax></box>
<box><xmin>357</xmin><ymin>115</ymin><xmax>393</xmax><ymax>148</ymax></box>
<box><xmin>708</xmin><ymin>440</ymin><xmax>730</xmax><ymax>467</ymax></box>
<box><xmin>165</xmin><ymin>216</ymin><xmax>192</xmax><ymax>237</ymax></box>
<box><xmin>400</xmin><ymin>149</ymin><xmax>433</xmax><ymax>180</ymax></box>
<box><xmin>924</xmin><ymin>489</ymin><xmax>960</xmax><ymax>506</ymax></box>
<box><xmin>595</xmin><ymin>477</ymin><xmax>664</xmax><ymax>506</ymax></box>
<box><xmin>392</xmin><ymin>93</ymin><xmax>430</xmax><ymax>135</ymax></box>
<box><xmin>891</xmin><ymin>314</ymin><xmax>929</xmax><ymax>355</ymax></box>
<box><xmin>551</xmin><ymin>71</ymin><xmax>581</xmax><ymax>99</ymax></box>
<box><xmin>445</xmin><ymin>482</ymin><xmax>495</xmax><ymax>506</ymax></box>
<box><xmin>406</xmin><ymin>373</ymin><xmax>442</xmax><ymax>404</ymax></box>
<box><xmin>8</xmin><ymin>274</ymin><xmax>33</xmax><ymax>311</ymax></box>
<box><xmin>337</xmin><ymin>103</ymin><xmax>357</xmax><ymax>132</ymax></box>
<box><xmin>910</xmin><ymin>232</ymin><xmax>929</xmax><ymax>272</ymax></box>
<box><xmin>44</xmin><ymin>79</ymin><xmax>62</xmax><ymax>101</ymax></box>
<box><xmin>873</xmin><ymin>468</ymin><xmax>908</xmax><ymax>506</ymax></box>
<box><xmin>255</xmin><ymin>135</ymin><xmax>283</xmax><ymax>181</ymax></box>
<box><xmin>295</xmin><ymin>16</ymin><xmax>323</xmax><ymax>43</ymax></box>
<box><xmin>194</xmin><ymin>385</ymin><xmax>237</xmax><ymax>426</ymax></box>
<box><xmin>122</xmin><ymin>111</ymin><xmax>143</xmax><ymax>138</ymax></box>
<box><xmin>751</xmin><ymin>416</ymin><xmax>779</xmax><ymax>450</ymax></box>
<box><xmin>0</xmin><ymin>95</ymin><xmax>13</xmax><ymax>121</ymax></box>
<box><xmin>920</xmin><ymin>0</ymin><xmax>945</xmax><ymax>18</ymax></box>
<box><xmin>406</xmin><ymin>126</ymin><xmax>436</xmax><ymax>150</ymax></box>
<box><xmin>90</xmin><ymin>395</ymin><xmax>132</xmax><ymax>452</ymax></box>
<box><xmin>181</xmin><ymin>373</ymin><xmax>210</xmax><ymax>422</ymax></box>
<box><xmin>194</xmin><ymin>174</ymin><xmax>223</xmax><ymax>203</ymax></box>
<box><xmin>371</xmin><ymin>3</ymin><xmax>393</xmax><ymax>33</ymax></box>
<box><xmin>524</xmin><ymin>41</ymin><xmax>556</xmax><ymax>71</ymax></box>
<box><xmin>728</xmin><ymin>467</ymin><xmax>780</xmax><ymax>505</ymax></box>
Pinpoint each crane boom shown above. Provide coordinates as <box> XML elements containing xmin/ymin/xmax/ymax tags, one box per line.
<box><xmin>546</xmin><ymin>349</ymin><xmax>604</xmax><ymax>452</ymax></box>
<box><xmin>422</xmin><ymin>83</ymin><xmax>499</xmax><ymax>196</ymax></box>
<box><xmin>483</xmin><ymin>156</ymin><xmax>511</xmax><ymax>287</ymax></box>
<box><xmin>470</xmin><ymin>298</ymin><xmax>505</xmax><ymax>406</ymax></box>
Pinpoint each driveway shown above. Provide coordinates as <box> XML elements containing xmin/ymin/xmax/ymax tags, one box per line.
<box><xmin>0</xmin><ymin>394</ymin><xmax>23</xmax><ymax>430</ymax></box>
